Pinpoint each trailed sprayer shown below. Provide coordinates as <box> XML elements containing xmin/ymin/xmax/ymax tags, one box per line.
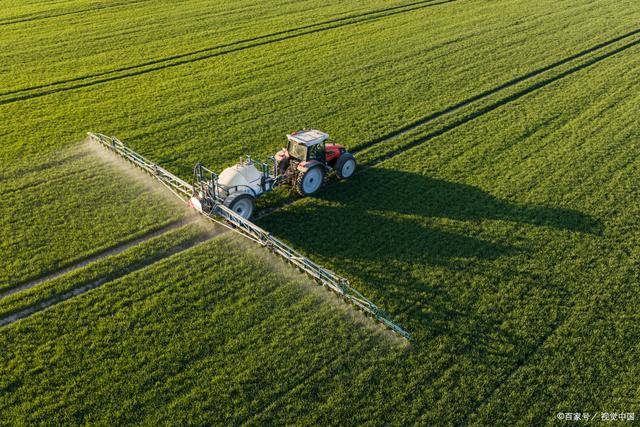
<box><xmin>88</xmin><ymin>130</ymin><xmax>410</xmax><ymax>340</ymax></box>
<box><xmin>190</xmin><ymin>129</ymin><xmax>357</xmax><ymax>219</ymax></box>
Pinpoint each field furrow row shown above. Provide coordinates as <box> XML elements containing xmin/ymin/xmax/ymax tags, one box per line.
<box><xmin>0</xmin><ymin>218</ymin><xmax>194</xmax><ymax>299</ymax></box>
<box><xmin>0</xmin><ymin>0</ymin><xmax>455</xmax><ymax>104</ymax></box>
<box><xmin>0</xmin><ymin>222</ymin><xmax>216</xmax><ymax>327</ymax></box>
<box><xmin>0</xmin><ymin>0</ymin><xmax>152</xmax><ymax>26</ymax></box>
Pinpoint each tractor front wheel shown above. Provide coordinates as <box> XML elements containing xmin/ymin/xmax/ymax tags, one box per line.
<box><xmin>336</xmin><ymin>153</ymin><xmax>356</xmax><ymax>179</ymax></box>
<box><xmin>295</xmin><ymin>166</ymin><xmax>324</xmax><ymax>196</ymax></box>
<box><xmin>223</xmin><ymin>193</ymin><xmax>255</xmax><ymax>219</ymax></box>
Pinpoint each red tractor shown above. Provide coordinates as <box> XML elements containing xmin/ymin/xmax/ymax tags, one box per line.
<box><xmin>275</xmin><ymin>129</ymin><xmax>357</xmax><ymax>195</ymax></box>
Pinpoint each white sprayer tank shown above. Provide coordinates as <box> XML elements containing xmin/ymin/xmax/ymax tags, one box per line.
<box><xmin>217</xmin><ymin>160</ymin><xmax>264</xmax><ymax>197</ymax></box>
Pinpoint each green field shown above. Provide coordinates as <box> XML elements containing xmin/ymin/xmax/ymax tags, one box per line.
<box><xmin>2</xmin><ymin>0</ymin><xmax>640</xmax><ymax>424</ymax></box>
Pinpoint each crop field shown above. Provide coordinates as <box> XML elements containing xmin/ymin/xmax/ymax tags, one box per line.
<box><xmin>1</xmin><ymin>0</ymin><xmax>640</xmax><ymax>424</ymax></box>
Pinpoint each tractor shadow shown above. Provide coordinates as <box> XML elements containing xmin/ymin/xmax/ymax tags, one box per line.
<box><xmin>263</xmin><ymin>167</ymin><xmax>601</xmax><ymax>261</ymax></box>
<box><xmin>259</xmin><ymin>168</ymin><xmax>600</xmax><ymax>354</ymax></box>
<box><xmin>320</xmin><ymin>168</ymin><xmax>601</xmax><ymax>235</ymax></box>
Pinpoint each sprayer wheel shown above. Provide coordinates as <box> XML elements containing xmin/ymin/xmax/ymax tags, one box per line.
<box><xmin>223</xmin><ymin>193</ymin><xmax>255</xmax><ymax>219</ymax></box>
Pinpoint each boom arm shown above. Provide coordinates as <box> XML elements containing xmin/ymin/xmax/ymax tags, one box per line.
<box><xmin>88</xmin><ymin>132</ymin><xmax>411</xmax><ymax>340</ymax></box>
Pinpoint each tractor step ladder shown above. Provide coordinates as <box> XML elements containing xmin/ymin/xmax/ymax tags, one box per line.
<box><xmin>88</xmin><ymin>132</ymin><xmax>411</xmax><ymax>340</ymax></box>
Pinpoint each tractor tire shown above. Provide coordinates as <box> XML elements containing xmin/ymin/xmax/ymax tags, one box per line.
<box><xmin>335</xmin><ymin>152</ymin><xmax>356</xmax><ymax>179</ymax></box>
<box><xmin>223</xmin><ymin>193</ymin><xmax>255</xmax><ymax>219</ymax></box>
<box><xmin>295</xmin><ymin>166</ymin><xmax>324</xmax><ymax>196</ymax></box>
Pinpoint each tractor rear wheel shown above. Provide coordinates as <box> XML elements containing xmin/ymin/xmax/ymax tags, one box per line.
<box><xmin>295</xmin><ymin>166</ymin><xmax>324</xmax><ymax>196</ymax></box>
<box><xmin>223</xmin><ymin>193</ymin><xmax>255</xmax><ymax>219</ymax></box>
<box><xmin>335</xmin><ymin>153</ymin><xmax>356</xmax><ymax>179</ymax></box>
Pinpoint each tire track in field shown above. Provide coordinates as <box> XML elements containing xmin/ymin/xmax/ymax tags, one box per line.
<box><xmin>0</xmin><ymin>166</ymin><xmax>98</xmax><ymax>198</ymax></box>
<box><xmin>0</xmin><ymin>227</ymin><xmax>216</xmax><ymax>327</ymax></box>
<box><xmin>0</xmin><ymin>0</ymin><xmax>458</xmax><ymax>105</ymax></box>
<box><xmin>115</xmin><ymin>1</ymin><xmax>580</xmax><ymax>148</ymax></box>
<box><xmin>0</xmin><ymin>0</ymin><xmax>451</xmax><ymax>95</ymax></box>
<box><xmin>354</xmin><ymin>27</ymin><xmax>640</xmax><ymax>158</ymax></box>
<box><xmin>364</xmin><ymin>35</ymin><xmax>640</xmax><ymax>167</ymax></box>
<box><xmin>0</xmin><ymin>218</ymin><xmax>193</xmax><ymax>299</ymax></box>
<box><xmin>0</xmin><ymin>0</ymin><xmax>152</xmax><ymax>26</ymax></box>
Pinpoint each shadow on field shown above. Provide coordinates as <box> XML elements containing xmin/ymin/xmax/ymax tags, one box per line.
<box><xmin>259</xmin><ymin>168</ymin><xmax>598</xmax><ymax>351</ymax></box>
<box><xmin>346</xmin><ymin>169</ymin><xmax>602</xmax><ymax>234</ymax></box>
<box><xmin>265</xmin><ymin>168</ymin><xmax>601</xmax><ymax>257</ymax></box>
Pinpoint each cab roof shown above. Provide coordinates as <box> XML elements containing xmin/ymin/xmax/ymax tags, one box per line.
<box><xmin>286</xmin><ymin>129</ymin><xmax>329</xmax><ymax>146</ymax></box>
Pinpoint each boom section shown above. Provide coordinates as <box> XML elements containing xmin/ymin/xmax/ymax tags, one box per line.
<box><xmin>88</xmin><ymin>132</ymin><xmax>411</xmax><ymax>340</ymax></box>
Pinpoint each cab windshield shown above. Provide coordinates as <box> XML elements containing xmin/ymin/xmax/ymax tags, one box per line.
<box><xmin>288</xmin><ymin>141</ymin><xmax>308</xmax><ymax>160</ymax></box>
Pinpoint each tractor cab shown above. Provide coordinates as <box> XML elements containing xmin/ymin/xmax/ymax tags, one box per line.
<box><xmin>286</xmin><ymin>129</ymin><xmax>329</xmax><ymax>162</ymax></box>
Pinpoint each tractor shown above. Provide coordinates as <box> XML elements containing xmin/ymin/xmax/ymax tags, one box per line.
<box><xmin>276</xmin><ymin>129</ymin><xmax>356</xmax><ymax>195</ymax></box>
<box><xmin>189</xmin><ymin>129</ymin><xmax>356</xmax><ymax>219</ymax></box>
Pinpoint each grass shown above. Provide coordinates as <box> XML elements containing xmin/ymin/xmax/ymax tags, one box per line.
<box><xmin>2</xmin><ymin>0</ymin><xmax>639</xmax><ymax>166</ymax></box>
<box><xmin>0</xmin><ymin>221</ymin><xmax>210</xmax><ymax>320</ymax></box>
<box><xmin>0</xmin><ymin>236</ymin><xmax>401</xmax><ymax>425</ymax></box>
<box><xmin>0</xmin><ymin>0</ymin><xmax>421</xmax><ymax>93</ymax></box>
<box><xmin>0</xmin><ymin>144</ymin><xmax>185</xmax><ymax>291</ymax></box>
<box><xmin>1</xmin><ymin>0</ymin><xmax>640</xmax><ymax>424</ymax></box>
